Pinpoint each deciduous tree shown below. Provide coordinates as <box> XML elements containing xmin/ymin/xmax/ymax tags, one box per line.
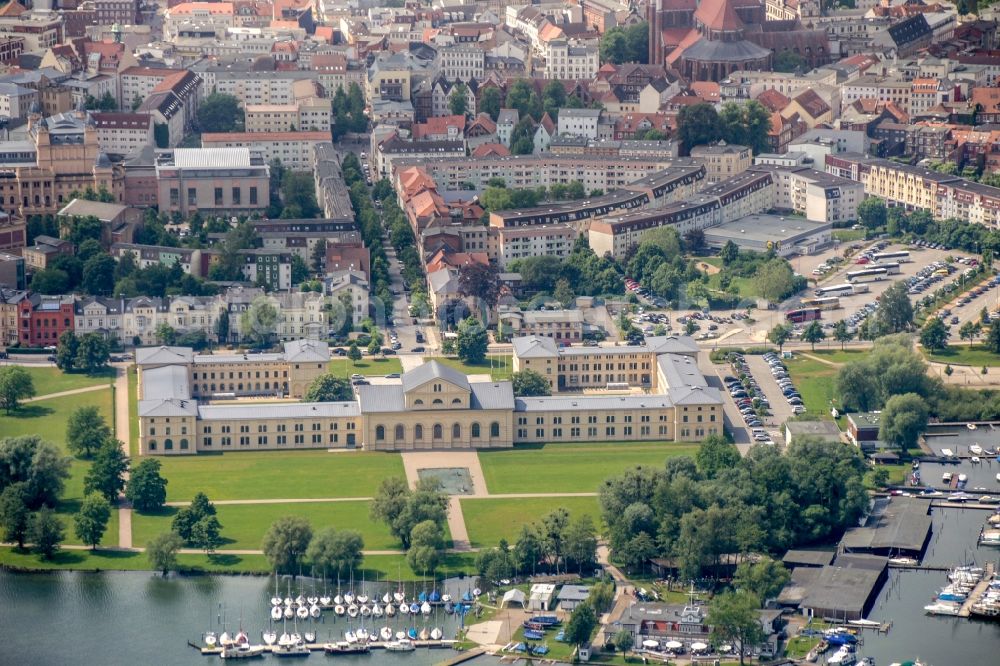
<box><xmin>83</xmin><ymin>439</ymin><xmax>128</xmax><ymax>503</ymax></box>
<box><xmin>126</xmin><ymin>458</ymin><xmax>168</xmax><ymax>512</ymax></box>
<box><xmin>511</xmin><ymin>370</ymin><xmax>551</xmax><ymax>397</ymax></box>
<box><xmin>28</xmin><ymin>506</ymin><xmax>64</xmax><ymax>559</ymax></box>
<box><xmin>304</xmin><ymin>374</ymin><xmax>353</xmax><ymax>402</ymax></box>
<box><xmin>74</xmin><ymin>492</ymin><xmax>111</xmax><ymax>549</ymax></box>
<box><xmin>0</xmin><ymin>366</ymin><xmax>34</xmax><ymax>414</ymax></box>
<box><xmin>67</xmin><ymin>406</ymin><xmax>111</xmax><ymax>458</ymax></box>
<box><xmin>147</xmin><ymin>531</ymin><xmax>184</xmax><ymax>575</ymax></box>
<box><xmin>262</xmin><ymin>516</ymin><xmax>313</xmax><ymax>574</ymax></box>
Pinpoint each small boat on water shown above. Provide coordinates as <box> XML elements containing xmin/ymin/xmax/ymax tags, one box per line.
<box><xmin>380</xmin><ymin>626</ymin><xmax>393</xmax><ymax>641</ymax></box>
<box><xmin>382</xmin><ymin>592</ymin><xmax>391</xmax><ymax>604</ymax></box>
<box><xmin>828</xmin><ymin>646</ymin><xmax>857</xmax><ymax>665</ymax></box>
<box><xmin>307</xmin><ymin>596</ymin><xmax>318</xmax><ymax>606</ymax></box>
<box><xmin>942</xmin><ymin>448</ymin><xmax>955</xmax><ymax>458</ymax></box>
<box><xmin>937</xmin><ymin>586</ymin><xmax>969</xmax><ymax>602</ymax></box>
<box><xmin>347</xmin><ymin>605</ymin><xmax>359</xmax><ymax>618</ymax></box>
<box><xmin>444</xmin><ymin>601</ymin><xmax>454</xmax><ymax>614</ymax></box>
<box><xmin>393</xmin><ymin>590</ymin><xmax>405</xmax><ymax>603</ymax></box>
<box><xmin>973</xmin><ymin>456</ymin><xmax>982</xmax><ymax>464</ymax></box>
<box><xmin>924</xmin><ymin>601</ymin><xmax>961</xmax><ymax>615</ymax></box>
<box><xmin>430</xmin><ymin>627</ymin><xmax>443</xmax><ymax>640</ymax></box>
<box><xmin>304</xmin><ymin>632</ymin><xmax>315</xmax><ymax>643</ymax></box>
<box><xmin>262</xmin><ymin>631</ymin><xmax>276</xmax><ymax>646</ymax></box>
<box><xmin>373</xmin><ymin>603</ymin><xmax>383</xmax><ymax>618</ymax></box>
<box><xmin>310</xmin><ymin>604</ymin><xmax>321</xmax><ymax>619</ymax></box>
<box><xmin>205</xmin><ymin>632</ymin><xmax>218</xmax><ymax>648</ymax></box>
<box><xmin>334</xmin><ymin>594</ymin><xmax>343</xmax><ymax>606</ymax></box>
<box><xmin>825</xmin><ymin>632</ymin><xmax>858</xmax><ymax>646</ymax></box>
<box><xmin>409</xmin><ymin>602</ymin><xmax>420</xmax><ymax>614</ymax></box>
<box><xmin>847</xmin><ymin>619</ymin><xmax>881</xmax><ymax>628</ymax></box>
<box><xmin>407</xmin><ymin>628</ymin><xmax>418</xmax><ymax>640</ymax></box>
<box><xmin>320</xmin><ymin>595</ymin><xmax>331</xmax><ymax>606</ymax></box>
<box><xmin>399</xmin><ymin>602</ymin><xmax>410</xmax><ymax>615</ymax></box>
<box><xmin>386</xmin><ymin>603</ymin><xmax>395</xmax><ymax>617</ymax></box>
<box><xmin>419</xmin><ymin>628</ymin><xmax>429</xmax><ymax>641</ymax></box>
<box><xmin>944</xmin><ymin>472</ymin><xmax>954</xmax><ymax>483</ymax></box>
<box><xmin>889</xmin><ymin>557</ymin><xmax>919</xmax><ymax>566</ymax></box>
<box><xmin>360</xmin><ymin>604</ymin><xmax>371</xmax><ymax>617</ymax></box>
<box><xmin>441</xmin><ymin>594</ymin><xmax>452</xmax><ymax>603</ymax></box>
<box><xmin>271</xmin><ymin>606</ymin><xmax>283</xmax><ymax>621</ymax></box>
<box><xmin>296</xmin><ymin>605</ymin><xmax>309</xmax><ymax>620</ymax></box>
<box><xmin>421</xmin><ymin>601</ymin><xmax>432</xmax><ymax>615</ymax></box>
<box><xmin>272</xmin><ymin>640</ymin><xmax>309</xmax><ymax>658</ymax></box>
<box><xmin>972</xmin><ymin>444</ymin><xmax>984</xmax><ymax>455</ymax></box>
<box><xmin>385</xmin><ymin>639</ymin><xmax>415</xmax><ymax>652</ymax></box>
<box><xmin>283</xmin><ymin>606</ymin><xmax>294</xmax><ymax>620</ymax></box>
<box><xmin>357</xmin><ymin>628</ymin><xmax>369</xmax><ymax>642</ymax></box>
<box><xmin>968</xmin><ymin>423</ymin><xmax>978</xmax><ymax>430</ymax></box>
<box><xmin>220</xmin><ymin>644</ymin><xmax>266</xmax><ymax>660</ymax></box>
<box><xmin>325</xmin><ymin>641</ymin><xmax>369</xmax><ymax>655</ymax></box>
<box><xmin>334</xmin><ymin>604</ymin><xmax>345</xmax><ymax>616</ymax></box>
<box><xmin>271</xmin><ymin>597</ymin><xmax>282</xmax><ymax>607</ymax></box>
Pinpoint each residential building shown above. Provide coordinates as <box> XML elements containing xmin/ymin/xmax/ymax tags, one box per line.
<box><xmin>499</xmin><ymin>306</ymin><xmax>585</xmax><ymax>343</ymax></box>
<box><xmin>90</xmin><ymin>112</ymin><xmax>154</xmax><ymax>157</ymax></box>
<box><xmin>557</xmin><ymin>108</ymin><xmax>603</xmax><ymax>140</ymax></box>
<box><xmin>74</xmin><ymin>296</ymin><xmax>125</xmax><ymax>342</ymax></box>
<box><xmin>18</xmin><ymin>293</ymin><xmax>75</xmax><ymax>346</ymax></box>
<box><xmin>201</xmin><ymin>131</ymin><xmax>330</xmax><ymax>172</ymax></box>
<box><xmin>545</xmin><ymin>40</ymin><xmax>599</xmax><ymax>80</ymax></box>
<box><xmin>439</xmin><ymin>44</ymin><xmax>486</xmax><ymax>82</ymax></box>
<box><xmin>244</xmin><ymin>98</ymin><xmax>332</xmax><ymax>133</ymax></box>
<box><xmin>690</xmin><ymin>142</ymin><xmax>752</xmax><ymax>184</ymax></box>
<box><xmin>495</xmin><ymin>224</ymin><xmax>577</xmax><ymax>269</ymax></box>
<box><xmin>240</xmin><ymin>249</ymin><xmax>293</xmax><ymax>291</ymax></box>
<box><xmin>325</xmin><ymin>269</ymin><xmax>369</xmax><ymax>328</ymax></box>
<box><xmin>22</xmin><ymin>234</ymin><xmax>73</xmax><ymax>270</ymax></box>
<box><xmin>0</xmin><ymin>287</ymin><xmax>26</xmax><ymax>346</ymax></box>
<box><xmin>0</xmin><ymin>82</ymin><xmax>37</xmax><ymax>120</ymax></box>
<box><xmin>94</xmin><ymin>0</ymin><xmax>140</xmax><ymax>26</ymax></box>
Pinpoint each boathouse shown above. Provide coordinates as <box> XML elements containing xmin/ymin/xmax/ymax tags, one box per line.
<box><xmin>841</xmin><ymin>496</ymin><xmax>932</xmax><ymax>558</ymax></box>
<box><xmin>777</xmin><ymin>554</ymin><xmax>888</xmax><ymax>621</ymax></box>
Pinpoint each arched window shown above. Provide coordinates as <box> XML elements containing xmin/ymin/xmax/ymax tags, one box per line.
<box><xmin>180</xmin><ymin>439</ymin><xmax>189</xmax><ymax>450</ymax></box>
<box><xmin>452</xmin><ymin>398</ymin><xmax>462</xmax><ymax>404</ymax></box>
<box><xmin>433</xmin><ymin>398</ymin><xmax>443</xmax><ymax>404</ymax></box>
<box><xmin>148</xmin><ymin>440</ymin><xmax>157</xmax><ymax>451</ymax></box>
<box><xmin>490</xmin><ymin>422</ymin><xmax>500</xmax><ymax>437</ymax></box>
<box><xmin>433</xmin><ymin>424</ymin><xmax>443</xmax><ymax>439</ymax></box>
<box><xmin>471</xmin><ymin>423</ymin><xmax>481</xmax><ymax>438</ymax></box>
<box><xmin>415</xmin><ymin>424</ymin><xmax>423</xmax><ymax>440</ymax></box>
<box><xmin>376</xmin><ymin>425</ymin><xmax>385</xmax><ymax>441</ymax></box>
<box><xmin>415</xmin><ymin>399</ymin><xmax>424</xmax><ymax>405</ymax></box>
<box><xmin>452</xmin><ymin>423</ymin><xmax>461</xmax><ymax>439</ymax></box>
<box><xmin>394</xmin><ymin>424</ymin><xmax>404</xmax><ymax>441</ymax></box>
<box><xmin>164</xmin><ymin>438</ymin><xmax>173</xmax><ymax>450</ymax></box>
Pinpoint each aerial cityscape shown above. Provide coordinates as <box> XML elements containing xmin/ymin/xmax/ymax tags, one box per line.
<box><xmin>1</xmin><ymin>0</ymin><xmax>1000</xmax><ymax>663</ymax></box>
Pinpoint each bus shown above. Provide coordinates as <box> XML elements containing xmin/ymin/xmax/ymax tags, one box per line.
<box><xmin>814</xmin><ymin>283</ymin><xmax>868</xmax><ymax>297</ymax></box>
<box><xmin>800</xmin><ymin>296</ymin><xmax>841</xmax><ymax>310</ymax></box>
<box><xmin>846</xmin><ymin>264</ymin><xmax>901</xmax><ymax>282</ymax></box>
<box><xmin>786</xmin><ymin>307</ymin><xmax>822</xmax><ymax>323</ymax></box>
<box><xmin>872</xmin><ymin>251</ymin><xmax>910</xmax><ymax>263</ymax></box>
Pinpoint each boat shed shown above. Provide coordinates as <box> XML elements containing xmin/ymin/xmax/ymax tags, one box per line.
<box><xmin>501</xmin><ymin>588</ymin><xmax>526</xmax><ymax>608</ymax></box>
<box><xmin>841</xmin><ymin>496</ymin><xmax>932</xmax><ymax>557</ymax></box>
<box><xmin>777</xmin><ymin>554</ymin><xmax>888</xmax><ymax>621</ymax></box>
<box><xmin>529</xmin><ymin>583</ymin><xmax>556</xmax><ymax>611</ymax></box>
<box><xmin>557</xmin><ymin>584</ymin><xmax>592</xmax><ymax>611</ymax></box>
<box><xmin>781</xmin><ymin>549</ymin><xmax>836</xmax><ymax>569</ymax></box>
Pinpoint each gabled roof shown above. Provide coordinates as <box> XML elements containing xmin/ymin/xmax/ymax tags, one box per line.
<box><xmin>401</xmin><ymin>360</ymin><xmax>471</xmax><ymax>393</ymax></box>
<box><xmin>694</xmin><ymin>0</ymin><xmax>744</xmax><ymax>32</ymax></box>
<box><xmin>793</xmin><ymin>89</ymin><xmax>831</xmax><ymax>119</ymax></box>
<box><xmin>136</xmin><ymin>345</ymin><xmax>195</xmax><ymax>366</ymax></box>
<box><xmin>283</xmin><ymin>338</ymin><xmax>330</xmax><ymax>362</ymax></box>
<box><xmin>511</xmin><ymin>335</ymin><xmax>558</xmax><ymax>359</ymax></box>
<box><xmin>756</xmin><ymin>88</ymin><xmax>791</xmax><ymax>113</ymax></box>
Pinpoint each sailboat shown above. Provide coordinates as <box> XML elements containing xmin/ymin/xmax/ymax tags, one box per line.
<box><xmin>399</xmin><ymin>602</ymin><xmax>410</xmax><ymax>615</ymax></box>
<box><xmin>380</xmin><ymin>626</ymin><xmax>393</xmax><ymax>641</ymax></box>
<box><xmin>386</xmin><ymin>603</ymin><xmax>396</xmax><ymax>617</ymax></box>
<box><xmin>373</xmin><ymin>603</ymin><xmax>383</xmax><ymax>618</ymax></box>
<box><xmin>271</xmin><ymin>605</ymin><xmax>282</xmax><ymax>621</ymax></box>
<box><xmin>972</xmin><ymin>444</ymin><xmax>984</xmax><ymax>456</ymax></box>
<box><xmin>430</xmin><ymin>627</ymin><xmax>443</xmax><ymax>640</ymax></box>
<box><xmin>262</xmin><ymin>630</ymin><xmax>277</xmax><ymax>646</ymax></box>
<box><xmin>421</xmin><ymin>601</ymin><xmax>431</xmax><ymax>615</ymax></box>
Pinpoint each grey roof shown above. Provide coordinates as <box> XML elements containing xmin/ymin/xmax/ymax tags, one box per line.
<box><xmin>657</xmin><ymin>353</ymin><xmax>708</xmax><ymax>389</ymax></box>
<box><xmin>785</xmin><ymin>420</ymin><xmax>842</xmax><ymax>438</ymax></box>
<box><xmin>782</xmin><ymin>549</ymin><xmax>836</xmax><ymax>567</ymax></box>
<box><xmin>57</xmin><ymin>198</ymin><xmax>128</xmax><ymax>221</ymax></box>
<box><xmin>356</xmin><ymin>384</ymin><xmax>406</xmax><ymax>413</ymax></box>
<box><xmin>142</xmin><ymin>365</ymin><xmax>191</xmax><ymax>401</ymax></box>
<box><xmin>841</xmin><ymin>496</ymin><xmax>932</xmax><ymax>554</ymax></box>
<box><xmin>556</xmin><ymin>585</ymin><xmax>592</xmax><ymax>602</ymax></box>
<box><xmin>402</xmin><ymin>360</ymin><xmax>471</xmax><ymax>393</ymax></box>
<box><xmin>646</xmin><ymin>335</ymin><xmax>699</xmax><ymax>355</ymax></box>
<box><xmin>136</xmin><ymin>345</ymin><xmax>195</xmax><ymax>366</ymax></box>
<box><xmin>668</xmin><ymin>384</ymin><xmax>723</xmax><ymax>406</ymax></box>
<box><xmin>681</xmin><ymin>37</ymin><xmax>771</xmax><ymax>63</ymax></box>
<box><xmin>199</xmin><ymin>401</ymin><xmax>359</xmax><ymax>420</ymax></box>
<box><xmin>779</xmin><ymin>560</ymin><xmax>885</xmax><ymax>615</ymax></box>
<box><xmin>192</xmin><ymin>352</ymin><xmax>284</xmax><ymax>364</ymax></box>
<box><xmin>138</xmin><ymin>397</ymin><xmax>199</xmax><ymax>417</ymax></box>
<box><xmin>470</xmin><ymin>382</ymin><xmax>515</xmax><ymax>410</ymax></box>
<box><xmin>283</xmin><ymin>338</ymin><xmax>331</xmax><ymax>362</ymax></box>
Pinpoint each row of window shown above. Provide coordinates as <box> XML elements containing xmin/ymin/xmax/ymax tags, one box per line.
<box><xmin>517</xmin><ymin>425</ymin><xmax>665</xmax><ymax>439</ymax></box>
<box><xmin>201</xmin><ymin>421</ymin><xmax>355</xmax><ymax>434</ymax></box>
<box><xmin>193</xmin><ymin>370</ymin><xmax>289</xmax><ymax>380</ymax></box>
<box><xmin>374</xmin><ymin>422</ymin><xmax>500</xmax><ymax>441</ymax></box>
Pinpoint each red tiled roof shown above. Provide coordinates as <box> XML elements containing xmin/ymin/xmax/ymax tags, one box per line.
<box><xmin>471</xmin><ymin>143</ymin><xmax>510</xmax><ymax>157</ymax></box>
<box><xmin>756</xmin><ymin>88</ymin><xmax>791</xmax><ymax>113</ymax></box>
<box><xmin>694</xmin><ymin>0</ymin><xmax>744</xmax><ymax>32</ymax></box>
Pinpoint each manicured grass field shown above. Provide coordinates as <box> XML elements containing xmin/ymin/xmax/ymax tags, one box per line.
<box><xmin>460</xmin><ymin>496</ymin><xmax>603</xmax><ymax>548</ymax></box>
<box><xmin>807</xmin><ymin>349</ymin><xmax>868</xmax><ymax>364</ymax></box>
<box><xmin>783</xmin><ymin>356</ymin><xmax>838</xmax><ymax>419</ymax></box>
<box><xmin>0</xmin><ymin>389</ymin><xmax>118</xmax><ymax>545</ymax></box>
<box><xmin>328</xmin><ymin>358</ymin><xmax>403</xmax><ymax>377</ymax></box>
<box><xmin>20</xmin><ymin>365</ymin><xmax>115</xmax><ymax>397</ymax></box>
<box><xmin>832</xmin><ymin>229</ymin><xmax>866</xmax><ymax>242</ymax></box>
<box><xmin>926</xmin><ymin>344</ymin><xmax>1000</xmax><ymax>367</ymax></box>
<box><xmin>132</xmin><ymin>501</ymin><xmax>407</xmax><ymax>551</ymax></box>
<box><xmin>154</xmin><ymin>450</ymin><xmax>405</xmax><ymax>501</ymax></box>
<box><xmin>478</xmin><ymin>441</ymin><xmax>698</xmax><ymax>494</ymax></box>
<box><xmin>427</xmin><ymin>356</ymin><xmax>514</xmax><ymax>381</ymax></box>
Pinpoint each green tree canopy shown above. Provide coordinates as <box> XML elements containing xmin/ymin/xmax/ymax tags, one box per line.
<box><xmin>0</xmin><ymin>366</ymin><xmax>35</xmax><ymax>414</ymax></box>
<box><xmin>457</xmin><ymin>316</ymin><xmax>489</xmax><ymax>364</ymax></box>
<box><xmin>512</xmin><ymin>369</ymin><xmax>551</xmax><ymax>397</ymax></box>
<box><xmin>28</xmin><ymin>506</ymin><xmax>64</xmax><ymax>559</ymax></box>
<box><xmin>707</xmin><ymin>591</ymin><xmax>766</xmax><ymax>666</ymax></box>
<box><xmin>126</xmin><ymin>458</ymin><xmax>168</xmax><ymax>512</ymax></box>
<box><xmin>147</xmin><ymin>531</ymin><xmax>183</xmax><ymax>575</ymax></box>
<box><xmin>262</xmin><ymin>515</ymin><xmax>313</xmax><ymax>574</ymax></box>
<box><xmin>879</xmin><ymin>392</ymin><xmax>929</xmax><ymax>450</ymax></box>
<box><xmin>919</xmin><ymin>316</ymin><xmax>949</xmax><ymax>351</ymax></box>
<box><xmin>67</xmin><ymin>406</ymin><xmax>112</xmax><ymax>459</ymax></box>
<box><xmin>304</xmin><ymin>374</ymin><xmax>353</xmax><ymax>402</ymax></box>
<box><xmin>74</xmin><ymin>492</ymin><xmax>111</xmax><ymax>549</ymax></box>
<box><xmin>307</xmin><ymin>527</ymin><xmax>364</xmax><ymax>577</ymax></box>
<box><xmin>197</xmin><ymin>93</ymin><xmax>244</xmax><ymax>132</ymax></box>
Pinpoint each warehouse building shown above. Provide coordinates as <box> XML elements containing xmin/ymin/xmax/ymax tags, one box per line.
<box><xmin>702</xmin><ymin>214</ymin><xmax>832</xmax><ymax>256</ymax></box>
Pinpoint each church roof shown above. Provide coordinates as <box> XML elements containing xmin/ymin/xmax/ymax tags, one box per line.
<box><xmin>694</xmin><ymin>0</ymin><xmax>744</xmax><ymax>32</ymax></box>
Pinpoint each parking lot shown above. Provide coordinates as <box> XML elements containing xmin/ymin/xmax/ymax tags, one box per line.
<box><xmin>717</xmin><ymin>350</ymin><xmax>807</xmax><ymax>448</ymax></box>
<box><xmin>937</xmin><ymin>266</ymin><xmax>1000</xmax><ymax>332</ymax></box>
<box><xmin>744</xmin><ymin>354</ymin><xmax>798</xmax><ymax>432</ymax></box>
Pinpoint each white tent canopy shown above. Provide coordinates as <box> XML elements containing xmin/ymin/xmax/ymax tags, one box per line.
<box><xmin>500</xmin><ymin>588</ymin><xmax>526</xmax><ymax>608</ymax></box>
<box><xmin>665</xmin><ymin>640</ymin><xmax>683</xmax><ymax>650</ymax></box>
<box><xmin>642</xmin><ymin>640</ymin><xmax>659</xmax><ymax>648</ymax></box>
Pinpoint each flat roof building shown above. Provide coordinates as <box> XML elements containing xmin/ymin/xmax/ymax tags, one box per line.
<box><xmin>841</xmin><ymin>496</ymin><xmax>933</xmax><ymax>558</ymax></box>
<box><xmin>784</xmin><ymin>420</ymin><xmax>842</xmax><ymax>446</ymax></box>
<box><xmin>702</xmin><ymin>214</ymin><xmax>832</xmax><ymax>257</ymax></box>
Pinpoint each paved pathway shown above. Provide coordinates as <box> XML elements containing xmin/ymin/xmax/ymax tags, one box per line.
<box><xmin>1</xmin><ymin>542</ymin><xmax>476</xmax><ymax>557</ymax></box>
<box><xmin>399</xmin><ymin>354</ymin><xmax>424</xmax><ymax>372</ymax></box>
<box><xmin>594</xmin><ymin>542</ymin><xmax>633</xmax><ymax>648</ymax></box>
<box><xmin>399</xmin><ymin>450</ymin><xmax>489</xmax><ymax>495</ymax></box>
<box><xmin>113</xmin><ymin>366</ymin><xmax>133</xmax><ymax>548</ymax></box>
<box><xmin>23</xmin><ymin>383</ymin><xmax>109</xmax><ymax>403</ymax></box>
<box><xmin>447</xmin><ymin>496</ymin><xmax>471</xmax><ymax>552</ymax></box>
<box><xmin>163</xmin><ymin>492</ymin><xmax>596</xmax><ymax>507</ymax></box>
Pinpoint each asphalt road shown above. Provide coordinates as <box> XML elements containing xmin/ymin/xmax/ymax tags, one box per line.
<box><xmin>697</xmin><ymin>351</ymin><xmax>752</xmax><ymax>453</ymax></box>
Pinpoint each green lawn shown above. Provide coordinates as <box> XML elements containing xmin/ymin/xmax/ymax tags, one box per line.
<box><xmin>784</xmin><ymin>356</ymin><xmax>838</xmax><ymax>419</ymax></box>
<box><xmin>706</xmin><ymin>272</ymin><xmax>756</xmax><ymax>299</ymax></box>
<box><xmin>832</xmin><ymin>229</ymin><xmax>866</xmax><ymax>242</ymax></box>
<box><xmin>0</xmin><ymin>389</ymin><xmax>118</xmax><ymax>545</ymax></box>
<box><xmin>865</xmin><ymin>464</ymin><xmax>908</xmax><ymax>489</ymax></box>
<box><xmin>132</xmin><ymin>500</ymin><xmax>411</xmax><ymax>551</ymax></box>
<box><xmin>328</xmin><ymin>358</ymin><xmax>403</xmax><ymax>377</ymax></box>
<box><xmin>806</xmin><ymin>349</ymin><xmax>868</xmax><ymax>364</ymax></box>
<box><xmin>154</xmin><ymin>450</ymin><xmax>405</xmax><ymax>501</ymax></box>
<box><xmin>0</xmin><ymin>548</ymin><xmax>478</xmax><ymax>579</ymax></box>
<box><xmin>426</xmin><ymin>355</ymin><xmax>513</xmax><ymax>381</ymax></box>
<box><xmin>926</xmin><ymin>344</ymin><xmax>1000</xmax><ymax>367</ymax></box>
<box><xmin>22</xmin><ymin>365</ymin><xmax>115</xmax><ymax>396</ymax></box>
<box><xmin>461</xmin><ymin>496</ymin><xmax>602</xmax><ymax>547</ymax></box>
<box><xmin>478</xmin><ymin>441</ymin><xmax>698</xmax><ymax>494</ymax></box>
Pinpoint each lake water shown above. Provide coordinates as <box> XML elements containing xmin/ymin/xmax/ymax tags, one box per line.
<box><xmin>0</xmin><ymin>572</ymin><xmax>487</xmax><ymax>666</ymax></box>
<box><xmin>2</xmin><ymin>508</ymin><xmax>1000</xmax><ymax>666</ymax></box>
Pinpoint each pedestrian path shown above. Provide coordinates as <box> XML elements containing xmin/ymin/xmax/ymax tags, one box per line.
<box><xmin>23</xmin><ymin>383</ymin><xmax>109</xmax><ymax>403</ymax></box>
<box><xmin>447</xmin><ymin>496</ymin><xmax>471</xmax><ymax>552</ymax></box>
<box><xmin>113</xmin><ymin>367</ymin><xmax>133</xmax><ymax>548</ymax></box>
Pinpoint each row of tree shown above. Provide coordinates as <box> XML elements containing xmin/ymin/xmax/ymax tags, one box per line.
<box><xmin>369</xmin><ymin>477</ymin><xmax>449</xmax><ymax>574</ymax></box>
<box><xmin>677</xmin><ymin>102</ymin><xmax>772</xmax><ymax>155</ymax></box>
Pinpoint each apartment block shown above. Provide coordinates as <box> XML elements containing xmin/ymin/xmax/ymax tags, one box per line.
<box><xmin>202</xmin><ymin>131</ymin><xmax>330</xmax><ymax>172</ymax></box>
<box><xmin>155</xmin><ymin>147</ymin><xmax>269</xmax><ymax>216</ymax></box>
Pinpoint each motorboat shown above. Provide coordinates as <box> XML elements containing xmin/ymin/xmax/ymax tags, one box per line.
<box><xmin>847</xmin><ymin>619</ymin><xmax>882</xmax><ymax>628</ymax></box>
<box><xmin>220</xmin><ymin>644</ymin><xmax>266</xmax><ymax>659</ymax></box>
<box><xmin>828</xmin><ymin>646</ymin><xmax>857</xmax><ymax>665</ymax></box>
<box><xmin>924</xmin><ymin>601</ymin><xmax>961</xmax><ymax>615</ymax></box>
<box><xmin>272</xmin><ymin>640</ymin><xmax>309</xmax><ymax>658</ymax></box>
<box><xmin>888</xmin><ymin>557</ymin><xmax>919</xmax><ymax>566</ymax></box>
<box><xmin>972</xmin><ymin>444</ymin><xmax>984</xmax><ymax>455</ymax></box>
<box><xmin>941</xmin><ymin>448</ymin><xmax>955</xmax><ymax>458</ymax></box>
<box><xmin>937</xmin><ymin>586</ymin><xmax>969</xmax><ymax>602</ymax></box>
<box><xmin>973</xmin><ymin>456</ymin><xmax>982</xmax><ymax>464</ymax></box>
<box><xmin>325</xmin><ymin>641</ymin><xmax>369</xmax><ymax>655</ymax></box>
<box><xmin>385</xmin><ymin>639</ymin><xmax>415</xmax><ymax>652</ymax></box>
<box><xmin>968</xmin><ymin>423</ymin><xmax>977</xmax><ymax>430</ymax></box>
<box><xmin>944</xmin><ymin>472</ymin><xmax>954</xmax><ymax>483</ymax></box>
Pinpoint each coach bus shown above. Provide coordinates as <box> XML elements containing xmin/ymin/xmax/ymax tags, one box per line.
<box><xmin>872</xmin><ymin>251</ymin><xmax>910</xmax><ymax>263</ymax></box>
<box><xmin>786</xmin><ymin>307</ymin><xmax>822</xmax><ymax>323</ymax></box>
<box><xmin>847</xmin><ymin>264</ymin><xmax>901</xmax><ymax>282</ymax></box>
<box><xmin>800</xmin><ymin>296</ymin><xmax>841</xmax><ymax>310</ymax></box>
<box><xmin>814</xmin><ymin>283</ymin><xmax>868</xmax><ymax>297</ymax></box>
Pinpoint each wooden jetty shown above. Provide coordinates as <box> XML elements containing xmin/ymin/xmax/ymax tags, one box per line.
<box><xmin>189</xmin><ymin>639</ymin><xmax>456</xmax><ymax>655</ymax></box>
<box><xmin>435</xmin><ymin>646</ymin><xmax>487</xmax><ymax>666</ymax></box>
<box><xmin>959</xmin><ymin>562</ymin><xmax>996</xmax><ymax>618</ymax></box>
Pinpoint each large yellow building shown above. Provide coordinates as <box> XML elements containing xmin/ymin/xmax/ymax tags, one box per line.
<box><xmin>135</xmin><ymin>336</ymin><xmax>721</xmax><ymax>456</ymax></box>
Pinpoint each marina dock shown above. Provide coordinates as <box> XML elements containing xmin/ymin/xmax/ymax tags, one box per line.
<box><xmin>434</xmin><ymin>646</ymin><xmax>487</xmax><ymax>666</ymax></box>
<box><xmin>959</xmin><ymin>562</ymin><xmax>996</xmax><ymax>618</ymax></box>
<box><xmin>191</xmin><ymin>639</ymin><xmax>458</xmax><ymax>655</ymax></box>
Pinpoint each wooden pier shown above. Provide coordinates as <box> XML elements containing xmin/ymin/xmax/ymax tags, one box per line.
<box><xmin>435</xmin><ymin>646</ymin><xmax>487</xmax><ymax>666</ymax></box>
<box><xmin>189</xmin><ymin>639</ymin><xmax>457</xmax><ymax>655</ymax></box>
<box><xmin>959</xmin><ymin>562</ymin><xmax>995</xmax><ymax>618</ymax></box>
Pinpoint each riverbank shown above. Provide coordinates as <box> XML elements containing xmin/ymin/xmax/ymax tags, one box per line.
<box><xmin>0</xmin><ymin>546</ymin><xmax>478</xmax><ymax>580</ymax></box>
